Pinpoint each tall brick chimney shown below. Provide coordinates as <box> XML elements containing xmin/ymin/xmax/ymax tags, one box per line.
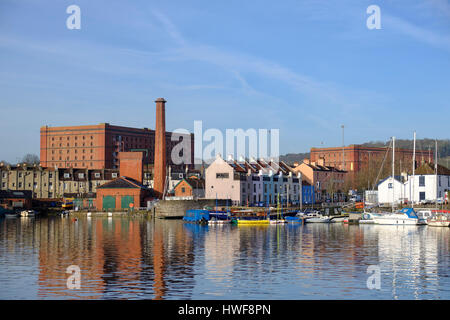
<box><xmin>154</xmin><ymin>98</ymin><xmax>166</xmax><ymax>198</ymax></box>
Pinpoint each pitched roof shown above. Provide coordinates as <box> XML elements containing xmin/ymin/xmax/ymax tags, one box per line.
<box><xmin>97</xmin><ymin>176</ymin><xmax>147</xmax><ymax>189</ymax></box>
<box><xmin>174</xmin><ymin>177</ymin><xmax>205</xmax><ymax>190</ymax></box>
<box><xmin>415</xmin><ymin>162</ymin><xmax>450</xmax><ymax>175</ymax></box>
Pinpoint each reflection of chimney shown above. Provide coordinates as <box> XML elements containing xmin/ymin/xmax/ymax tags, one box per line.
<box><xmin>154</xmin><ymin>98</ymin><xmax>166</xmax><ymax>199</ymax></box>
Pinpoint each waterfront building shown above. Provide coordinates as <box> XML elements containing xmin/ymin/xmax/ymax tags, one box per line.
<box><xmin>310</xmin><ymin>144</ymin><xmax>431</xmax><ymax>187</ymax></box>
<box><xmin>173</xmin><ymin>177</ymin><xmax>205</xmax><ymax>199</ymax></box>
<box><xmin>0</xmin><ymin>162</ymin><xmax>118</xmax><ymax>199</ymax></box>
<box><xmin>205</xmin><ymin>154</ymin><xmax>302</xmax><ymax>206</ymax></box>
<box><xmin>40</xmin><ymin>122</ymin><xmax>194</xmax><ymax>170</ymax></box>
<box><xmin>292</xmin><ymin>158</ymin><xmax>346</xmax><ymax>203</ymax></box>
<box><xmin>0</xmin><ymin>190</ymin><xmax>32</xmax><ymax>210</ymax></box>
<box><xmin>96</xmin><ymin>176</ymin><xmax>152</xmax><ymax>210</ymax></box>
<box><xmin>377</xmin><ymin>162</ymin><xmax>450</xmax><ymax>205</ymax></box>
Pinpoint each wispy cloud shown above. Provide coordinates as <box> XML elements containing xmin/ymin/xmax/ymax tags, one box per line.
<box><xmin>151</xmin><ymin>10</ymin><xmax>376</xmax><ymax>112</ymax></box>
<box><xmin>384</xmin><ymin>14</ymin><xmax>450</xmax><ymax>52</ymax></box>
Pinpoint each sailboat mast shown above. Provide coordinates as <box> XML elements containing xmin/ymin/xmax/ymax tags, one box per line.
<box><xmin>392</xmin><ymin>136</ymin><xmax>395</xmax><ymax>213</ymax></box>
<box><xmin>435</xmin><ymin>139</ymin><xmax>438</xmax><ymax>209</ymax></box>
<box><xmin>412</xmin><ymin>131</ymin><xmax>416</xmax><ymax>208</ymax></box>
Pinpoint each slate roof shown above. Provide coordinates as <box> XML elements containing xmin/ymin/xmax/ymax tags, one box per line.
<box><xmin>97</xmin><ymin>176</ymin><xmax>147</xmax><ymax>189</ymax></box>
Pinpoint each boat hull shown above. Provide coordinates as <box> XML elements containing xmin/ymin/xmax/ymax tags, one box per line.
<box><xmin>235</xmin><ymin>219</ymin><xmax>270</xmax><ymax>225</ymax></box>
<box><xmin>427</xmin><ymin>221</ymin><xmax>450</xmax><ymax>227</ymax></box>
<box><xmin>373</xmin><ymin>217</ymin><xmax>419</xmax><ymax>225</ymax></box>
<box><xmin>305</xmin><ymin>217</ymin><xmax>331</xmax><ymax>223</ymax></box>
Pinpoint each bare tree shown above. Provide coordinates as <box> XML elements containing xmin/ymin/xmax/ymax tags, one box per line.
<box><xmin>21</xmin><ymin>154</ymin><xmax>40</xmax><ymax>165</ymax></box>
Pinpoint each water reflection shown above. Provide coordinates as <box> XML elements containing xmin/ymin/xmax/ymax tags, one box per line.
<box><xmin>0</xmin><ymin>216</ymin><xmax>449</xmax><ymax>299</ymax></box>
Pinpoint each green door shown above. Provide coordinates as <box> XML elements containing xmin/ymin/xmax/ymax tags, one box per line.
<box><xmin>121</xmin><ymin>196</ymin><xmax>134</xmax><ymax>209</ymax></box>
<box><xmin>103</xmin><ymin>196</ymin><xmax>116</xmax><ymax>210</ymax></box>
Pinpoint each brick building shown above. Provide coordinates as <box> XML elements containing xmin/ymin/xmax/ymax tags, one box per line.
<box><xmin>96</xmin><ymin>177</ymin><xmax>152</xmax><ymax>211</ymax></box>
<box><xmin>0</xmin><ymin>162</ymin><xmax>119</xmax><ymax>199</ymax></box>
<box><xmin>292</xmin><ymin>158</ymin><xmax>346</xmax><ymax>202</ymax></box>
<box><xmin>40</xmin><ymin>123</ymin><xmax>194</xmax><ymax>170</ymax></box>
<box><xmin>310</xmin><ymin>144</ymin><xmax>431</xmax><ymax>183</ymax></box>
<box><xmin>173</xmin><ymin>177</ymin><xmax>205</xmax><ymax>199</ymax></box>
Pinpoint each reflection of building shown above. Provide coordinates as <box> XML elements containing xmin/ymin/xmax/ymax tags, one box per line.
<box><xmin>37</xmin><ymin>218</ymin><xmax>143</xmax><ymax>299</ymax></box>
<box><xmin>375</xmin><ymin>226</ymin><xmax>440</xmax><ymax>299</ymax></box>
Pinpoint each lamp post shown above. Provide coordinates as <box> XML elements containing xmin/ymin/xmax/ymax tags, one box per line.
<box><xmin>341</xmin><ymin>125</ymin><xmax>345</xmax><ymax>171</ymax></box>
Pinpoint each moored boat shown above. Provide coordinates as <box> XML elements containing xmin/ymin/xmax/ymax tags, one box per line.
<box><xmin>373</xmin><ymin>208</ymin><xmax>424</xmax><ymax>225</ymax></box>
<box><xmin>426</xmin><ymin>212</ymin><xmax>450</xmax><ymax>227</ymax></box>
<box><xmin>19</xmin><ymin>210</ymin><xmax>38</xmax><ymax>217</ymax></box>
<box><xmin>305</xmin><ymin>216</ymin><xmax>331</xmax><ymax>223</ymax></box>
<box><xmin>285</xmin><ymin>216</ymin><xmax>304</xmax><ymax>223</ymax></box>
<box><xmin>269</xmin><ymin>219</ymin><xmax>286</xmax><ymax>224</ymax></box>
<box><xmin>233</xmin><ymin>217</ymin><xmax>270</xmax><ymax>225</ymax></box>
<box><xmin>183</xmin><ymin>209</ymin><xmax>210</xmax><ymax>223</ymax></box>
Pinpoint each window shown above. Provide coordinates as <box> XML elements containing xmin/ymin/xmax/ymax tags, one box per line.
<box><xmin>181</xmin><ymin>187</ymin><xmax>185</xmax><ymax>193</ymax></box>
<box><xmin>112</xmin><ymin>173</ymin><xmax>118</xmax><ymax>178</ymax></box>
<box><xmin>18</xmin><ymin>173</ymin><xmax>22</xmax><ymax>178</ymax></box>
<box><xmin>216</xmin><ymin>173</ymin><xmax>229</xmax><ymax>179</ymax></box>
<box><xmin>2</xmin><ymin>172</ymin><xmax>6</xmax><ymax>178</ymax></box>
<box><xmin>94</xmin><ymin>172</ymin><xmax>101</xmax><ymax>178</ymax></box>
<box><xmin>419</xmin><ymin>192</ymin><xmax>425</xmax><ymax>201</ymax></box>
<box><xmin>419</xmin><ymin>176</ymin><xmax>425</xmax><ymax>187</ymax></box>
<box><xmin>64</xmin><ymin>173</ymin><xmax>70</xmax><ymax>178</ymax></box>
<box><xmin>18</xmin><ymin>182</ymin><xmax>22</xmax><ymax>188</ymax></box>
<box><xmin>2</xmin><ymin>182</ymin><xmax>5</xmax><ymax>188</ymax></box>
<box><xmin>49</xmin><ymin>173</ymin><xmax>53</xmax><ymax>178</ymax></box>
<box><xmin>78</xmin><ymin>173</ymin><xmax>84</xmax><ymax>179</ymax></box>
<box><xmin>388</xmin><ymin>183</ymin><xmax>393</xmax><ymax>189</ymax></box>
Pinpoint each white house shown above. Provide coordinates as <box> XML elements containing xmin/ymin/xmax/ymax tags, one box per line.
<box><xmin>377</xmin><ymin>162</ymin><xmax>450</xmax><ymax>205</ymax></box>
<box><xmin>378</xmin><ymin>176</ymin><xmax>406</xmax><ymax>205</ymax></box>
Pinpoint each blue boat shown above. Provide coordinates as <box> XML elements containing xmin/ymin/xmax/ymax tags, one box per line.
<box><xmin>183</xmin><ymin>209</ymin><xmax>210</xmax><ymax>223</ymax></box>
<box><xmin>285</xmin><ymin>216</ymin><xmax>304</xmax><ymax>223</ymax></box>
<box><xmin>209</xmin><ymin>210</ymin><xmax>230</xmax><ymax>220</ymax></box>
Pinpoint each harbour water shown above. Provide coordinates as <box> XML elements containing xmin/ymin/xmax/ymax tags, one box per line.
<box><xmin>0</xmin><ymin>216</ymin><xmax>449</xmax><ymax>300</ymax></box>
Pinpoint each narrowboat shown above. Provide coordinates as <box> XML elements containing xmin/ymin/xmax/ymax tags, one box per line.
<box><xmin>183</xmin><ymin>209</ymin><xmax>210</xmax><ymax>223</ymax></box>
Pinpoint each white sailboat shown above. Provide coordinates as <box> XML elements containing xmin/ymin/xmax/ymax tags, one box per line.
<box><xmin>373</xmin><ymin>136</ymin><xmax>423</xmax><ymax>225</ymax></box>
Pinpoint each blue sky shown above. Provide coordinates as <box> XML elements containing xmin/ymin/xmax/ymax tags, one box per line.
<box><xmin>0</xmin><ymin>0</ymin><xmax>449</xmax><ymax>162</ymax></box>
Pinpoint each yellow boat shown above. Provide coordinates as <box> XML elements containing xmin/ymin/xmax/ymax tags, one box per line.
<box><xmin>236</xmin><ymin>219</ymin><xmax>270</xmax><ymax>225</ymax></box>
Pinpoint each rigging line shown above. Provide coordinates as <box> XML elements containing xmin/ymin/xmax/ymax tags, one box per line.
<box><xmin>371</xmin><ymin>139</ymin><xmax>392</xmax><ymax>191</ymax></box>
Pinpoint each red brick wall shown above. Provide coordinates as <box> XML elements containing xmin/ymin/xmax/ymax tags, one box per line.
<box><xmin>118</xmin><ymin>152</ymin><xmax>143</xmax><ymax>182</ymax></box>
<box><xmin>96</xmin><ymin>187</ymin><xmax>142</xmax><ymax>211</ymax></box>
<box><xmin>174</xmin><ymin>180</ymin><xmax>193</xmax><ymax>197</ymax></box>
<box><xmin>40</xmin><ymin>123</ymin><xmax>194</xmax><ymax>170</ymax></box>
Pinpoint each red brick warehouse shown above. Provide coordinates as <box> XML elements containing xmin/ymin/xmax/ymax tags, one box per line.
<box><xmin>40</xmin><ymin>122</ymin><xmax>194</xmax><ymax>170</ymax></box>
